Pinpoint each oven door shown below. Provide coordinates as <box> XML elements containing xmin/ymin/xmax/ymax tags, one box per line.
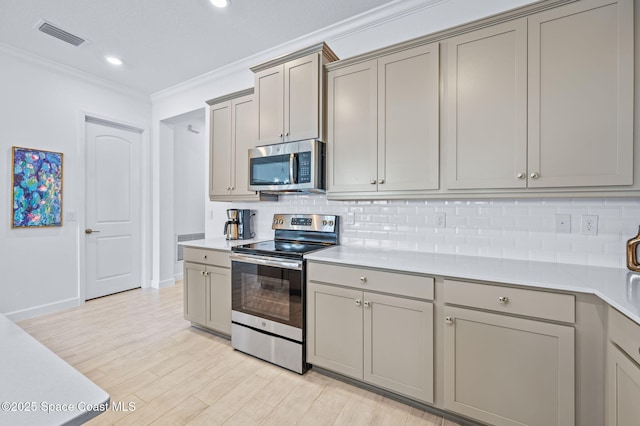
<box><xmin>231</xmin><ymin>253</ymin><xmax>304</xmax><ymax>341</ymax></box>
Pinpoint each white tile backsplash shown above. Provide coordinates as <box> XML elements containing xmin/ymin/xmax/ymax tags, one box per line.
<box><xmin>210</xmin><ymin>195</ymin><xmax>640</xmax><ymax>269</ymax></box>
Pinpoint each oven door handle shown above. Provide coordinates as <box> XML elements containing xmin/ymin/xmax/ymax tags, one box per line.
<box><xmin>231</xmin><ymin>253</ymin><xmax>303</xmax><ymax>271</ymax></box>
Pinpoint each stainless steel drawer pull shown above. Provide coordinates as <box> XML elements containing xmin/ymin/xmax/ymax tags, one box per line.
<box><xmin>498</xmin><ymin>296</ymin><xmax>509</xmax><ymax>304</ymax></box>
<box><xmin>360</xmin><ymin>276</ymin><xmax>367</xmax><ymax>283</ymax></box>
<box><xmin>517</xmin><ymin>173</ymin><xmax>525</xmax><ymax>179</ymax></box>
<box><xmin>355</xmin><ymin>299</ymin><xmax>361</xmax><ymax>306</ymax></box>
<box><xmin>445</xmin><ymin>316</ymin><xmax>453</xmax><ymax>324</ymax></box>
<box><xmin>203</xmin><ymin>255</ymin><xmax>207</xmax><ymax>259</ymax></box>
<box><xmin>530</xmin><ymin>172</ymin><xmax>539</xmax><ymax>179</ymax></box>
<box><xmin>378</xmin><ymin>179</ymin><xmax>385</xmax><ymax>184</ymax></box>
<box><xmin>370</xmin><ymin>180</ymin><xmax>376</xmax><ymax>185</ymax></box>
<box><xmin>363</xmin><ymin>301</ymin><xmax>371</xmax><ymax>308</ymax></box>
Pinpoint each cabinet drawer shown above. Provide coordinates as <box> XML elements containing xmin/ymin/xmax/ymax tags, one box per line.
<box><xmin>444</xmin><ymin>279</ymin><xmax>574</xmax><ymax>323</ymax></box>
<box><xmin>183</xmin><ymin>247</ymin><xmax>230</xmax><ymax>268</ymax></box>
<box><xmin>308</xmin><ymin>262</ymin><xmax>434</xmax><ymax>300</ymax></box>
<box><xmin>609</xmin><ymin>307</ymin><xmax>640</xmax><ymax>366</ymax></box>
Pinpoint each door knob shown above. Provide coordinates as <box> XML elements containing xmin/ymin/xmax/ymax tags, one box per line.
<box><xmin>85</xmin><ymin>229</ymin><xmax>100</xmax><ymax>234</ymax></box>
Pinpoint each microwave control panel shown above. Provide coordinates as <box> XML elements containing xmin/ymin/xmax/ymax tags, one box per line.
<box><xmin>298</xmin><ymin>151</ymin><xmax>311</xmax><ymax>183</ymax></box>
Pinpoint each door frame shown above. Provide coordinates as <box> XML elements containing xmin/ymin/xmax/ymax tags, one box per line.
<box><xmin>78</xmin><ymin>112</ymin><xmax>150</xmax><ymax>302</ymax></box>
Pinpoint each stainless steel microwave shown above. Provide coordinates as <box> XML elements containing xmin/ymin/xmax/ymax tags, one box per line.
<box><xmin>248</xmin><ymin>139</ymin><xmax>325</xmax><ymax>193</ymax></box>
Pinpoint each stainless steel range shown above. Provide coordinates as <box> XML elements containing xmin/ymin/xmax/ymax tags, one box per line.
<box><xmin>230</xmin><ymin>213</ymin><xmax>339</xmax><ymax>374</ymax></box>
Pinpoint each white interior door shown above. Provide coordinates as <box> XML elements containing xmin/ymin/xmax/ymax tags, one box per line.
<box><xmin>85</xmin><ymin>118</ymin><xmax>142</xmax><ymax>299</ymax></box>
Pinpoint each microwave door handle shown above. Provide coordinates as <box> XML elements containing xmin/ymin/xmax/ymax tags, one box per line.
<box><xmin>290</xmin><ymin>153</ymin><xmax>298</xmax><ymax>184</ymax></box>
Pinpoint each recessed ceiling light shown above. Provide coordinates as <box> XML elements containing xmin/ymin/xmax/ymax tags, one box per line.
<box><xmin>209</xmin><ymin>0</ymin><xmax>228</xmax><ymax>8</ymax></box>
<box><xmin>105</xmin><ymin>56</ymin><xmax>124</xmax><ymax>66</ymax></box>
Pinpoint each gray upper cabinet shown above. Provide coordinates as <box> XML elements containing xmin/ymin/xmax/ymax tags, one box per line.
<box><xmin>252</xmin><ymin>43</ymin><xmax>338</xmax><ymax>146</ymax></box>
<box><xmin>527</xmin><ymin>0</ymin><xmax>633</xmax><ymax>188</ymax></box>
<box><xmin>446</xmin><ymin>0</ymin><xmax>633</xmax><ymax>191</ymax></box>
<box><xmin>445</xmin><ymin>19</ymin><xmax>528</xmax><ymax>190</ymax></box>
<box><xmin>327</xmin><ymin>59</ymin><xmax>378</xmax><ymax>193</ymax></box>
<box><xmin>207</xmin><ymin>89</ymin><xmax>261</xmax><ymax>201</ymax></box>
<box><xmin>327</xmin><ymin>42</ymin><xmax>440</xmax><ymax>197</ymax></box>
<box><xmin>326</xmin><ymin>0</ymin><xmax>636</xmax><ymax>199</ymax></box>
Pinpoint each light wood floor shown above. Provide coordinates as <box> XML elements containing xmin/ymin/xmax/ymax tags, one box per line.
<box><xmin>18</xmin><ymin>282</ymin><xmax>462</xmax><ymax>426</ymax></box>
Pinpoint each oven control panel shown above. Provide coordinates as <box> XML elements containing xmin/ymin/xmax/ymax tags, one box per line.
<box><xmin>272</xmin><ymin>214</ymin><xmax>338</xmax><ymax>233</ymax></box>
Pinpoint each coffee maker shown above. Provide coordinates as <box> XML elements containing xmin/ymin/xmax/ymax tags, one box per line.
<box><xmin>224</xmin><ymin>209</ymin><xmax>254</xmax><ymax>240</ymax></box>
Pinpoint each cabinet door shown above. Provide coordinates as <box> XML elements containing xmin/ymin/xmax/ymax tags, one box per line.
<box><xmin>255</xmin><ymin>65</ymin><xmax>284</xmax><ymax>145</ymax></box>
<box><xmin>284</xmin><ymin>53</ymin><xmax>319</xmax><ymax>142</ymax></box>
<box><xmin>607</xmin><ymin>343</ymin><xmax>640</xmax><ymax>426</ymax></box>
<box><xmin>307</xmin><ymin>282</ymin><xmax>363</xmax><ymax>379</ymax></box>
<box><xmin>378</xmin><ymin>43</ymin><xmax>440</xmax><ymax>192</ymax></box>
<box><xmin>443</xmin><ymin>306</ymin><xmax>575</xmax><ymax>426</ymax></box>
<box><xmin>445</xmin><ymin>19</ymin><xmax>527</xmax><ymax>189</ymax></box>
<box><xmin>184</xmin><ymin>262</ymin><xmax>207</xmax><ymax>325</ymax></box>
<box><xmin>327</xmin><ymin>60</ymin><xmax>378</xmax><ymax>193</ymax></box>
<box><xmin>205</xmin><ymin>265</ymin><xmax>231</xmax><ymax>335</ymax></box>
<box><xmin>363</xmin><ymin>292</ymin><xmax>433</xmax><ymax>403</ymax></box>
<box><xmin>209</xmin><ymin>101</ymin><xmax>232</xmax><ymax>197</ymax></box>
<box><xmin>528</xmin><ymin>0</ymin><xmax>633</xmax><ymax>188</ymax></box>
<box><xmin>231</xmin><ymin>94</ymin><xmax>257</xmax><ymax>197</ymax></box>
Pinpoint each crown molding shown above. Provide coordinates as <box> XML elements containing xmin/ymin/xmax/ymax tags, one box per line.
<box><xmin>149</xmin><ymin>0</ymin><xmax>449</xmax><ymax>102</ymax></box>
<box><xmin>0</xmin><ymin>42</ymin><xmax>149</xmax><ymax>103</ymax></box>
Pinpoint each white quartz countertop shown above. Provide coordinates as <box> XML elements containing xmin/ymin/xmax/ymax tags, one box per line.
<box><xmin>0</xmin><ymin>314</ymin><xmax>109</xmax><ymax>425</ymax></box>
<box><xmin>305</xmin><ymin>245</ymin><xmax>640</xmax><ymax>325</ymax></box>
<box><xmin>179</xmin><ymin>237</ymin><xmax>258</xmax><ymax>251</ymax></box>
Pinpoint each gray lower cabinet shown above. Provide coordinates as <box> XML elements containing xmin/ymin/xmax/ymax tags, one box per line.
<box><xmin>443</xmin><ymin>280</ymin><xmax>575</xmax><ymax>426</ymax></box>
<box><xmin>306</xmin><ymin>263</ymin><xmax>434</xmax><ymax>404</ymax></box>
<box><xmin>183</xmin><ymin>248</ymin><xmax>231</xmax><ymax>336</ymax></box>
<box><xmin>607</xmin><ymin>307</ymin><xmax>640</xmax><ymax>425</ymax></box>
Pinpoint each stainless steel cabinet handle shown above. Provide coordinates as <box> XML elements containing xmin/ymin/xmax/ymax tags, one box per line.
<box><xmin>284</xmin><ymin>132</ymin><xmax>289</xmax><ymax>136</ymax></box>
<box><xmin>530</xmin><ymin>172</ymin><xmax>539</xmax><ymax>179</ymax></box>
<box><xmin>370</xmin><ymin>180</ymin><xmax>376</xmax><ymax>185</ymax></box>
<box><xmin>517</xmin><ymin>173</ymin><xmax>525</xmax><ymax>179</ymax></box>
<box><xmin>203</xmin><ymin>255</ymin><xmax>207</xmax><ymax>259</ymax></box>
<box><xmin>445</xmin><ymin>316</ymin><xmax>453</xmax><ymax>324</ymax></box>
<box><xmin>378</xmin><ymin>179</ymin><xmax>385</xmax><ymax>184</ymax></box>
<box><xmin>355</xmin><ymin>299</ymin><xmax>362</xmax><ymax>306</ymax></box>
<box><xmin>279</xmin><ymin>133</ymin><xmax>283</xmax><ymax>137</ymax></box>
<box><xmin>360</xmin><ymin>276</ymin><xmax>367</xmax><ymax>283</ymax></box>
<box><xmin>85</xmin><ymin>229</ymin><xmax>100</xmax><ymax>234</ymax></box>
<box><xmin>363</xmin><ymin>301</ymin><xmax>371</xmax><ymax>308</ymax></box>
<box><xmin>498</xmin><ymin>296</ymin><xmax>509</xmax><ymax>304</ymax></box>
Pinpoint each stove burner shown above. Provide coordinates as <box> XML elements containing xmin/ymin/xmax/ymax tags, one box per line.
<box><xmin>231</xmin><ymin>214</ymin><xmax>339</xmax><ymax>259</ymax></box>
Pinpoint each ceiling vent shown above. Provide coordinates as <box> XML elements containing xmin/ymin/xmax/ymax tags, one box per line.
<box><xmin>37</xmin><ymin>20</ymin><xmax>86</xmax><ymax>47</ymax></box>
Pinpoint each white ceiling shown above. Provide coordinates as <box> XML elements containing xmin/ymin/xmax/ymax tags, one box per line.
<box><xmin>0</xmin><ymin>0</ymin><xmax>395</xmax><ymax>94</ymax></box>
<box><xmin>0</xmin><ymin>0</ymin><xmax>539</xmax><ymax>96</ymax></box>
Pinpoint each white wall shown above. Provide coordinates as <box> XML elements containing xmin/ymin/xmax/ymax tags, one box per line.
<box><xmin>170</xmin><ymin>109</ymin><xmax>207</xmax><ymax>276</ymax></box>
<box><xmin>0</xmin><ymin>46</ymin><xmax>151</xmax><ymax>319</ymax></box>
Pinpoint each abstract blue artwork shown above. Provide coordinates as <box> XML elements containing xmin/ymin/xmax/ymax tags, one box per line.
<box><xmin>12</xmin><ymin>147</ymin><xmax>63</xmax><ymax>228</ymax></box>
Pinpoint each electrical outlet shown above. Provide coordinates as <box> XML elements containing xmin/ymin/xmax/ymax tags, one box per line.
<box><xmin>345</xmin><ymin>212</ymin><xmax>355</xmax><ymax>225</ymax></box>
<box><xmin>555</xmin><ymin>214</ymin><xmax>571</xmax><ymax>234</ymax></box>
<box><xmin>581</xmin><ymin>215</ymin><xmax>598</xmax><ymax>235</ymax></box>
<box><xmin>435</xmin><ymin>212</ymin><xmax>446</xmax><ymax>229</ymax></box>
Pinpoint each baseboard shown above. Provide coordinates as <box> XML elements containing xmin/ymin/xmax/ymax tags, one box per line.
<box><xmin>156</xmin><ymin>278</ymin><xmax>175</xmax><ymax>289</ymax></box>
<box><xmin>3</xmin><ymin>297</ymin><xmax>82</xmax><ymax>321</ymax></box>
<box><xmin>174</xmin><ymin>272</ymin><xmax>184</xmax><ymax>281</ymax></box>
